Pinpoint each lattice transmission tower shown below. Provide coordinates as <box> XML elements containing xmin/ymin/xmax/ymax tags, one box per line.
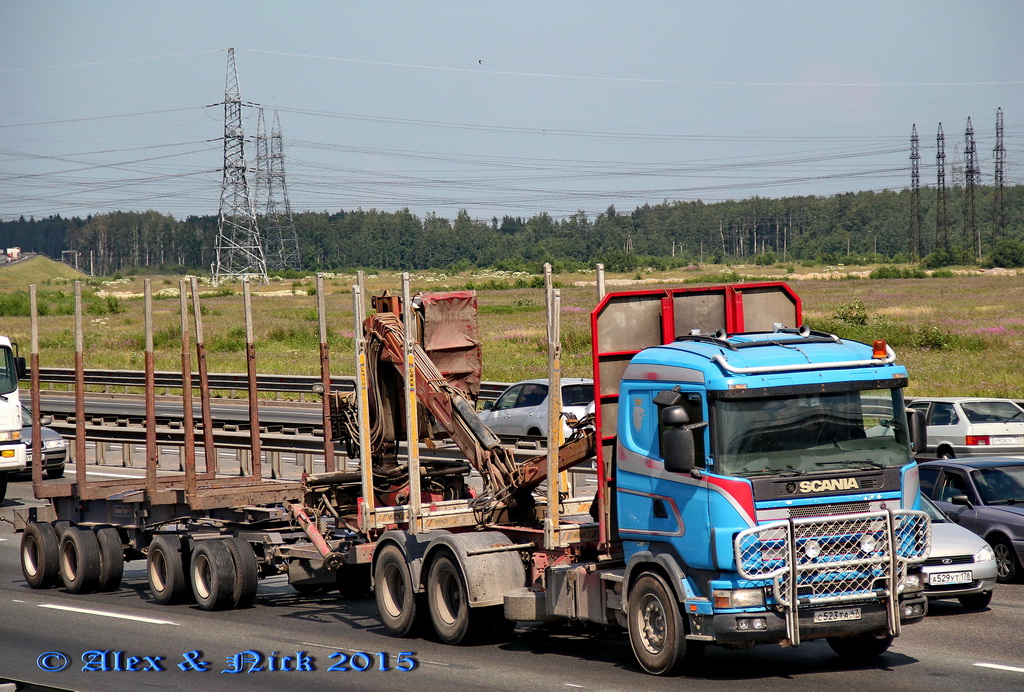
<box><xmin>213</xmin><ymin>48</ymin><xmax>268</xmax><ymax>285</ymax></box>
<box><xmin>256</xmin><ymin>108</ymin><xmax>301</xmax><ymax>271</ymax></box>
<box><xmin>964</xmin><ymin>116</ymin><xmax>980</xmax><ymax>261</ymax></box>
<box><xmin>935</xmin><ymin>124</ymin><xmax>949</xmax><ymax>251</ymax></box>
<box><xmin>993</xmin><ymin>107</ymin><xmax>1006</xmax><ymax>243</ymax></box>
<box><xmin>910</xmin><ymin>124</ymin><xmax>922</xmax><ymax>259</ymax></box>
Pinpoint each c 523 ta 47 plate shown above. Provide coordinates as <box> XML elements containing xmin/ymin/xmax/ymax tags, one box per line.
<box><xmin>813</xmin><ymin>607</ymin><xmax>862</xmax><ymax>623</ymax></box>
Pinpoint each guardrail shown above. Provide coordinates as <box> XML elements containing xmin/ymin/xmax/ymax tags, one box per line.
<box><xmin>35</xmin><ymin>367</ymin><xmax>509</xmax><ymax>402</ymax></box>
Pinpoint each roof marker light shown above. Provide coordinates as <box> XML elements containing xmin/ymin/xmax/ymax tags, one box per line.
<box><xmin>872</xmin><ymin>339</ymin><xmax>889</xmax><ymax>359</ymax></box>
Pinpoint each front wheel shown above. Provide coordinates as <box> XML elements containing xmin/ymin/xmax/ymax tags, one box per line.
<box><xmin>627</xmin><ymin>573</ymin><xmax>702</xmax><ymax>675</ymax></box>
<box><xmin>827</xmin><ymin>631</ymin><xmax>893</xmax><ymax>662</ymax></box>
<box><xmin>0</xmin><ymin>472</ymin><xmax>8</xmax><ymax>503</ymax></box>
<box><xmin>992</xmin><ymin>537</ymin><xmax>1019</xmax><ymax>583</ymax></box>
<box><xmin>958</xmin><ymin>591</ymin><xmax>993</xmax><ymax>610</ymax></box>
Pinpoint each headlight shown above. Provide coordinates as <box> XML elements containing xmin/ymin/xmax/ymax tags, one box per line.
<box><xmin>0</xmin><ymin>430</ymin><xmax>20</xmax><ymax>442</ymax></box>
<box><xmin>902</xmin><ymin>573</ymin><xmax>923</xmax><ymax>591</ymax></box>
<box><xmin>975</xmin><ymin>544</ymin><xmax>995</xmax><ymax>563</ymax></box>
<box><xmin>860</xmin><ymin>535</ymin><xmax>878</xmax><ymax>554</ymax></box>
<box><xmin>45</xmin><ymin>439</ymin><xmax>65</xmax><ymax>449</ymax></box>
<box><xmin>713</xmin><ymin>588</ymin><xmax>765</xmax><ymax>609</ymax></box>
<box><xmin>803</xmin><ymin>539</ymin><xmax>822</xmax><ymax>559</ymax></box>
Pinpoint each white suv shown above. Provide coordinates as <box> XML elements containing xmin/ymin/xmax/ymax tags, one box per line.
<box><xmin>478</xmin><ymin>378</ymin><xmax>593</xmax><ymax>440</ymax></box>
<box><xmin>909</xmin><ymin>397</ymin><xmax>1024</xmax><ymax>459</ymax></box>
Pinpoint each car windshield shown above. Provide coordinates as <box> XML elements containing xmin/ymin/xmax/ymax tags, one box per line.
<box><xmin>960</xmin><ymin>401</ymin><xmax>1024</xmax><ymax>424</ymax></box>
<box><xmin>712</xmin><ymin>387</ymin><xmax>913</xmax><ymax>478</ymax></box>
<box><xmin>971</xmin><ymin>466</ymin><xmax>1024</xmax><ymax>505</ymax></box>
<box><xmin>919</xmin><ymin>495</ymin><xmax>948</xmax><ymax>523</ymax></box>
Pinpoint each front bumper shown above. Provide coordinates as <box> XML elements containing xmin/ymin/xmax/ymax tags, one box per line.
<box><xmin>690</xmin><ymin>594</ymin><xmax>928</xmax><ymax>646</ymax></box>
<box><xmin>0</xmin><ymin>444</ymin><xmax>24</xmax><ymax>472</ymax></box>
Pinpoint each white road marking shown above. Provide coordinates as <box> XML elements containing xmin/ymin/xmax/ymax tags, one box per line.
<box><xmin>975</xmin><ymin>662</ymin><xmax>1024</xmax><ymax>674</ymax></box>
<box><xmin>38</xmin><ymin>603</ymin><xmax>179</xmax><ymax>626</ymax></box>
<box><xmin>565</xmin><ymin>684</ymin><xmax>585</xmax><ymax>688</ymax></box>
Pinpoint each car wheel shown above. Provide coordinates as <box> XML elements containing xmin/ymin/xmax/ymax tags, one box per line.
<box><xmin>991</xmin><ymin>536</ymin><xmax>1019</xmax><ymax>583</ymax></box>
<box><xmin>937</xmin><ymin>447</ymin><xmax>955</xmax><ymax>459</ymax></box>
<box><xmin>46</xmin><ymin>463</ymin><xmax>65</xmax><ymax>479</ymax></box>
<box><xmin>957</xmin><ymin>591</ymin><xmax>993</xmax><ymax>610</ymax></box>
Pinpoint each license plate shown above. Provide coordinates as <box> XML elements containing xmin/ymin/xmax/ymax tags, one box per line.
<box><xmin>813</xmin><ymin>607</ymin><xmax>862</xmax><ymax>623</ymax></box>
<box><xmin>992</xmin><ymin>436</ymin><xmax>1023</xmax><ymax>445</ymax></box>
<box><xmin>929</xmin><ymin>570</ymin><xmax>972</xmax><ymax>585</ymax></box>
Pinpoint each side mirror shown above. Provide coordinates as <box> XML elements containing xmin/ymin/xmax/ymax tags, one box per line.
<box><xmin>661</xmin><ymin>406</ymin><xmax>695</xmax><ymax>474</ymax></box>
<box><xmin>481</xmin><ymin>400</ymin><xmax>494</xmax><ymax>411</ymax></box>
<box><xmin>40</xmin><ymin>415</ymin><xmax>53</xmax><ymax>426</ymax></box>
<box><xmin>15</xmin><ymin>356</ymin><xmax>26</xmax><ymax>381</ymax></box>
<box><xmin>951</xmin><ymin>494</ymin><xmax>974</xmax><ymax>509</ymax></box>
<box><xmin>907</xmin><ymin>408</ymin><xmax>927</xmax><ymax>456</ymax></box>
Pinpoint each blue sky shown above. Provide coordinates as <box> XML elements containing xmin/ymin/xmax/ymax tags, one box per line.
<box><xmin>1</xmin><ymin>1</ymin><xmax>1021</xmax><ymax>222</ymax></box>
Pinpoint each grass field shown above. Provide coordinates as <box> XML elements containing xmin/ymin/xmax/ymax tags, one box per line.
<box><xmin>0</xmin><ymin>258</ymin><xmax>1020</xmax><ymax>398</ymax></box>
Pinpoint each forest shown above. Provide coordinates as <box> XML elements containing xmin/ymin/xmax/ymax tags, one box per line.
<box><xmin>2</xmin><ymin>185</ymin><xmax>1023</xmax><ymax>275</ymax></box>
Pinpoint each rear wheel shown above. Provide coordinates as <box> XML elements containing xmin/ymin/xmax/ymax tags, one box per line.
<box><xmin>21</xmin><ymin>521</ymin><xmax>60</xmax><ymax>589</ymax></box>
<box><xmin>374</xmin><ymin>543</ymin><xmax>422</xmax><ymax>637</ymax></box>
<box><xmin>147</xmin><ymin>534</ymin><xmax>191</xmax><ymax>605</ymax></box>
<box><xmin>937</xmin><ymin>447</ymin><xmax>955</xmax><ymax>459</ymax></box>
<box><xmin>427</xmin><ymin>553</ymin><xmax>491</xmax><ymax>645</ymax></box>
<box><xmin>46</xmin><ymin>463</ymin><xmax>66</xmax><ymax>479</ymax></box>
<box><xmin>94</xmin><ymin>527</ymin><xmax>124</xmax><ymax>592</ymax></box>
<box><xmin>190</xmin><ymin>540</ymin><xmax>236</xmax><ymax>611</ymax></box>
<box><xmin>223</xmin><ymin>537</ymin><xmax>259</xmax><ymax>609</ymax></box>
<box><xmin>992</xmin><ymin>536</ymin><xmax>1019</xmax><ymax>583</ymax></box>
<box><xmin>958</xmin><ymin>591</ymin><xmax>993</xmax><ymax>610</ymax></box>
<box><xmin>337</xmin><ymin>563</ymin><xmax>372</xmax><ymax>600</ymax></box>
<box><xmin>59</xmin><ymin>527</ymin><xmax>102</xmax><ymax>594</ymax></box>
<box><xmin>827</xmin><ymin>631</ymin><xmax>893</xmax><ymax>662</ymax></box>
<box><xmin>627</xmin><ymin>573</ymin><xmax>702</xmax><ymax>675</ymax></box>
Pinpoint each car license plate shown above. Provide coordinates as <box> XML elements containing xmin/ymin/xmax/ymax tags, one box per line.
<box><xmin>929</xmin><ymin>570</ymin><xmax>972</xmax><ymax>585</ymax></box>
<box><xmin>813</xmin><ymin>607</ymin><xmax>862</xmax><ymax>623</ymax></box>
<box><xmin>992</xmin><ymin>436</ymin><xmax>1023</xmax><ymax>445</ymax></box>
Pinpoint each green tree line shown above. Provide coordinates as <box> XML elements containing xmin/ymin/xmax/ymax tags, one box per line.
<box><xmin>3</xmin><ymin>185</ymin><xmax>1023</xmax><ymax>275</ymax></box>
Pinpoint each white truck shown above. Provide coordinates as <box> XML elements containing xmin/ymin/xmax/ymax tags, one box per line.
<box><xmin>0</xmin><ymin>336</ymin><xmax>27</xmax><ymax>502</ymax></box>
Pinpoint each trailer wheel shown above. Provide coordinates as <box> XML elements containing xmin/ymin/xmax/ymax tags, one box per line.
<box><xmin>52</xmin><ymin>520</ymin><xmax>72</xmax><ymax>540</ymax></box>
<box><xmin>374</xmin><ymin>543</ymin><xmax>423</xmax><ymax>637</ymax></box>
<box><xmin>223</xmin><ymin>537</ymin><xmax>259</xmax><ymax>609</ymax></box>
<box><xmin>627</xmin><ymin>572</ymin><xmax>701</xmax><ymax>675</ymax></box>
<box><xmin>59</xmin><ymin>527</ymin><xmax>102</xmax><ymax>594</ymax></box>
<box><xmin>826</xmin><ymin>630</ymin><xmax>893</xmax><ymax>662</ymax></box>
<box><xmin>147</xmin><ymin>534</ymin><xmax>190</xmax><ymax>605</ymax></box>
<box><xmin>94</xmin><ymin>527</ymin><xmax>125</xmax><ymax>592</ymax></box>
<box><xmin>427</xmin><ymin>553</ymin><xmax>488</xmax><ymax>645</ymax></box>
<box><xmin>21</xmin><ymin>521</ymin><xmax>60</xmax><ymax>589</ymax></box>
<box><xmin>190</xmin><ymin>540</ymin><xmax>236</xmax><ymax>611</ymax></box>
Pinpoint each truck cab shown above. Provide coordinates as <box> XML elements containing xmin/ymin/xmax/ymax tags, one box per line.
<box><xmin>0</xmin><ymin>336</ymin><xmax>27</xmax><ymax>502</ymax></box>
<box><xmin>592</xmin><ymin>283</ymin><xmax>930</xmax><ymax>673</ymax></box>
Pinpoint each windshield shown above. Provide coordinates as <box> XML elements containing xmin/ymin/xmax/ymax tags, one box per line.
<box><xmin>960</xmin><ymin>400</ymin><xmax>1024</xmax><ymax>424</ymax></box>
<box><xmin>971</xmin><ymin>466</ymin><xmax>1024</xmax><ymax>505</ymax></box>
<box><xmin>0</xmin><ymin>346</ymin><xmax>16</xmax><ymax>395</ymax></box>
<box><xmin>712</xmin><ymin>387</ymin><xmax>912</xmax><ymax>478</ymax></box>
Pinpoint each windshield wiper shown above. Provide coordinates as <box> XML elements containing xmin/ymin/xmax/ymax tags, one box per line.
<box><xmin>817</xmin><ymin>459</ymin><xmax>887</xmax><ymax>470</ymax></box>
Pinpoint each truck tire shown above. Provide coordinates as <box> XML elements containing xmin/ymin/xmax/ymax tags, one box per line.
<box><xmin>59</xmin><ymin>526</ymin><xmax>102</xmax><ymax>594</ymax></box>
<box><xmin>0</xmin><ymin>472</ymin><xmax>7</xmax><ymax>503</ymax></box>
<box><xmin>52</xmin><ymin>520</ymin><xmax>72</xmax><ymax>540</ymax></box>
<box><xmin>374</xmin><ymin>543</ymin><xmax>423</xmax><ymax>638</ymax></box>
<box><xmin>94</xmin><ymin>527</ymin><xmax>125</xmax><ymax>592</ymax></box>
<box><xmin>627</xmin><ymin>572</ymin><xmax>702</xmax><ymax>675</ymax></box>
<box><xmin>223</xmin><ymin>537</ymin><xmax>259</xmax><ymax>609</ymax></box>
<box><xmin>826</xmin><ymin>630</ymin><xmax>893</xmax><ymax>662</ymax></box>
<box><xmin>147</xmin><ymin>534</ymin><xmax>191</xmax><ymax>605</ymax></box>
<box><xmin>337</xmin><ymin>563</ymin><xmax>372</xmax><ymax>600</ymax></box>
<box><xmin>21</xmin><ymin>521</ymin><xmax>60</xmax><ymax>589</ymax></box>
<box><xmin>190</xmin><ymin>540</ymin><xmax>236</xmax><ymax>611</ymax></box>
<box><xmin>426</xmin><ymin>553</ymin><xmax>484</xmax><ymax>645</ymax></box>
